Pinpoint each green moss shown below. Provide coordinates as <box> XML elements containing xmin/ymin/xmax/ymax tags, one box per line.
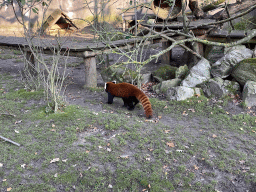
<box><xmin>152</xmin><ymin>65</ymin><xmax>177</xmax><ymax>80</ymax></box>
<box><xmin>102</xmin><ymin>65</ymin><xmax>138</xmax><ymax>83</ymax></box>
<box><xmin>240</xmin><ymin>58</ymin><xmax>256</xmax><ymax>64</ymax></box>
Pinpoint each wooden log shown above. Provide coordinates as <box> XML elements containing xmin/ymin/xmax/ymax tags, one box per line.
<box><xmin>83</xmin><ymin>54</ymin><xmax>97</xmax><ymax>87</ymax></box>
<box><xmin>161</xmin><ymin>40</ymin><xmax>172</xmax><ymax>64</ymax></box>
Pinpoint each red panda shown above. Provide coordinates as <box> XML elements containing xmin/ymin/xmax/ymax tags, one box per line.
<box><xmin>105</xmin><ymin>82</ymin><xmax>153</xmax><ymax>119</ymax></box>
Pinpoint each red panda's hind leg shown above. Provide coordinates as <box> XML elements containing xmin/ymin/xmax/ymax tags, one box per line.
<box><xmin>127</xmin><ymin>96</ymin><xmax>139</xmax><ymax>110</ymax></box>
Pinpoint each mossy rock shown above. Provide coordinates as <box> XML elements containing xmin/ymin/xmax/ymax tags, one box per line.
<box><xmin>100</xmin><ymin>65</ymin><xmax>138</xmax><ymax>83</ymax></box>
<box><xmin>152</xmin><ymin>65</ymin><xmax>177</xmax><ymax>80</ymax></box>
<box><xmin>231</xmin><ymin>58</ymin><xmax>256</xmax><ymax>86</ymax></box>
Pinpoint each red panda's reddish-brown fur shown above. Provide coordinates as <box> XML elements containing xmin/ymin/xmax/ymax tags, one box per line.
<box><xmin>105</xmin><ymin>82</ymin><xmax>153</xmax><ymax>119</ymax></box>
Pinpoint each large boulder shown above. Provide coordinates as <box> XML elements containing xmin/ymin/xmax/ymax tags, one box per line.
<box><xmin>152</xmin><ymin>65</ymin><xmax>177</xmax><ymax>80</ymax></box>
<box><xmin>205</xmin><ymin>45</ymin><xmax>224</xmax><ymax>64</ymax></box>
<box><xmin>101</xmin><ymin>66</ymin><xmax>137</xmax><ymax>83</ymax></box>
<box><xmin>211</xmin><ymin>45</ymin><xmax>253</xmax><ymax>78</ymax></box>
<box><xmin>153</xmin><ymin>78</ymin><xmax>182</xmax><ymax>94</ymax></box>
<box><xmin>231</xmin><ymin>58</ymin><xmax>256</xmax><ymax>86</ymax></box>
<box><xmin>242</xmin><ymin>81</ymin><xmax>256</xmax><ymax>107</ymax></box>
<box><xmin>198</xmin><ymin>77</ymin><xmax>240</xmax><ymax>98</ymax></box>
<box><xmin>181</xmin><ymin>58</ymin><xmax>211</xmax><ymax>87</ymax></box>
<box><xmin>167</xmin><ymin>86</ymin><xmax>202</xmax><ymax>101</ymax></box>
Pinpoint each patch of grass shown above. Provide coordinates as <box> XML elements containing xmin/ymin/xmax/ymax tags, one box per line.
<box><xmin>0</xmin><ymin>54</ymin><xmax>14</xmax><ymax>60</ymax></box>
<box><xmin>1</xmin><ymin>71</ymin><xmax>256</xmax><ymax>192</ymax></box>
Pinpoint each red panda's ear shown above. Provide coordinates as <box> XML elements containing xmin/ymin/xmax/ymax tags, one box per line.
<box><xmin>104</xmin><ymin>83</ymin><xmax>107</xmax><ymax>90</ymax></box>
<box><xmin>112</xmin><ymin>81</ymin><xmax>116</xmax><ymax>84</ymax></box>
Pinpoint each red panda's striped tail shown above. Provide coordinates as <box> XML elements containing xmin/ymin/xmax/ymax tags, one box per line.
<box><xmin>137</xmin><ymin>93</ymin><xmax>153</xmax><ymax>119</ymax></box>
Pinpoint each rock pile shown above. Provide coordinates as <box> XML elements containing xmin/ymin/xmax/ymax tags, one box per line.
<box><xmin>152</xmin><ymin>45</ymin><xmax>256</xmax><ymax>107</ymax></box>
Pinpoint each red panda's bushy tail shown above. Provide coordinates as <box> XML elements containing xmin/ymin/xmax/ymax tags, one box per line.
<box><xmin>137</xmin><ymin>93</ymin><xmax>153</xmax><ymax>119</ymax></box>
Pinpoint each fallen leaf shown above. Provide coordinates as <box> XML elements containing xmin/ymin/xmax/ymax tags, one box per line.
<box><xmin>107</xmin><ymin>143</ymin><xmax>110</xmax><ymax>146</ymax></box>
<box><xmin>3</xmin><ymin>179</ymin><xmax>6</xmax><ymax>181</ymax></box>
<box><xmin>15</xmin><ymin>120</ymin><xmax>22</xmax><ymax>124</ymax></box>
<box><xmin>164</xmin><ymin>130</ymin><xmax>170</xmax><ymax>133</ymax></box>
<box><xmin>167</xmin><ymin>142</ymin><xmax>175</xmax><ymax>148</ymax></box>
<box><xmin>120</xmin><ymin>155</ymin><xmax>129</xmax><ymax>159</ymax></box>
<box><xmin>107</xmin><ymin>148</ymin><xmax>112</xmax><ymax>152</ymax></box>
<box><xmin>239</xmin><ymin>160</ymin><xmax>245</xmax><ymax>164</ymax></box>
<box><xmin>146</xmin><ymin>157</ymin><xmax>150</xmax><ymax>161</ymax></box>
<box><xmin>98</xmin><ymin>146</ymin><xmax>103</xmax><ymax>149</ymax></box>
<box><xmin>54</xmin><ymin>173</ymin><xmax>58</xmax><ymax>177</ymax></box>
<box><xmin>86</xmin><ymin>150</ymin><xmax>90</xmax><ymax>153</ymax></box>
<box><xmin>212</xmin><ymin>134</ymin><xmax>217</xmax><ymax>138</ymax></box>
<box><xmin>0</xmin><ymin>163</ymin><xmax>3</xmax><ymax>167</ymax></box>
<box><xmin>194</xmin><ymin>165</ymin><xmax>199</xmax><ymax>170</ymax></box>
<box><xmin>52</xmin><ymin>124</ymin><xmax>55</xmax><ymax>128</ymax></box>
<box><xmin>62</xmin><ymin>159</ymin><xmax>67</xmax><ymax>162</ymax></box>
<box><xmin>7</xmin><ymin>187</ymin><xmax>12</xmax><ymax>191</ymax></box>
<box><xmin>148</xmin><ymin>184</ymin><xmax>151</xmax><ymax>188</ymax></box>
<box><xmin>158</xmin><ymin>116</ymin><xmax>162</xmax><ymax>119</ymax></box>
<box><xmin>108</xmin><ymin>184</ymin><xmax>113</xmax><ymax>188</ymax></box>
<box><xmin>50</xmin><ymin>158</ymin><xmax>60</xmax><ymax>163</ymax></box>
<box><xmin>182</xmin><ymin>111</ymin><xmax>188</xmax><ymax>116</ymax></box>
<box><xmin>188</xmin><ymin>108</ymin><xmax>195</xmax><ymax>112</ymax></box>
<box><xmin>21</xmin><ymin>164</ymin><xmax>26</xmax><ymax>168</ymax></box>
<box><xmin>51</xmin><ymin>129</ymin><xmax>56</xmax><ymax>132</ymax></box>
<box><xmin>148</xmin><ymin>148</ymin><xmax>153</xmax><ymax>151</ymax></box>
<box><xmin>164</xmin><ymin>106</ymin><xmax>168</xmax><ymax>109</ymax></box>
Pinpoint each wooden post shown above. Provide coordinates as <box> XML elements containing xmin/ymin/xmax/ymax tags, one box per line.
<box><xmin>161</xmin><ymin>40</ymin><xmax>172</xmax><ymax>65</ymax></box>
<box><xmin>83</xmin><ymin>55</ymin><xmax>97</xmax><ymax>87</ymax></box>
<box><xmin>25</xmin><ymin>51</ymin><xmax>37</xmax><ymax>76</ymax></box>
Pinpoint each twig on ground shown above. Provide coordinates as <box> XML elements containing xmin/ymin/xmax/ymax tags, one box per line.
<box><xmin>0</xmin><ymin>135</ymin><xmax>21</xmax><ymax>146</ymax></box>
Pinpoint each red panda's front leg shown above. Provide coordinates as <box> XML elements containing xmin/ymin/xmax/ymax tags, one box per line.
<box><xmin>107</xmin><ymin>92</ymin><xmax>114</xmax><ymax>104</ymax></box>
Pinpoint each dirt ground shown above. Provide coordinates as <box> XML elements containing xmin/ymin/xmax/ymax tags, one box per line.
<box><xmin>1</xmin><ymin>39</ymin><xmax>256</xmax><ymax>191</ymax></box>
<box><xmin>1</xmin><ymin>3</ymin><xmax>256</xmax><ymax>190</ymax></box>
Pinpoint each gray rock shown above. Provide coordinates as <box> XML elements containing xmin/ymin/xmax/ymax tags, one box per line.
<box><xmin>140</xmin><ymin>73</ymin><xmax>152</xmax><ymax>84</ymax></box>
<box><xmin>161</xmin><ymin>79</ymin><xmax>182</xmax><ymax>93</ymax></box>
<box><xmin>167</xmin><ymin>86</ymin><xmax>201</xmax><ymax>101</ymax></box>
<box><xmin>242</xmin><ymin>81</ymin><xmax>256</xmax><ymax>107</ymax></box>
<box><xmin>231</xmin><ymin>58</ymin><xmax>256</xmax><ymax>86</ymax></box>
<box><xmin>198</xmin><ymin>77</ymin><xmax>240</xmax><ymax>98</ymax></box>
<box><xmin>253</xmin><ymin>46</ymin><xmax>256</xmax><ymax>58</ymax></box>
<box><xmin>152</xmin><ymin>78</ymin><xmax>181</xmax><ymax>94</ymax></box>
<box><xmin>211</xmin><ymin>45</ymin><xmax>253</xmax><ymax>78</ymax></box>
<box><xmin>205</xmin><ymin>45</ymin><xmax>224</xmax><ymax>64</ymax></box>
<box><xmin>175</xmin><ymin>65</ymin><xmax>189</xmax><ymax>80</ymax></box>
<box><xmin>181</xmin><ymin>58</ymin><xmax>211</xmax><ymax>87</ymax></box>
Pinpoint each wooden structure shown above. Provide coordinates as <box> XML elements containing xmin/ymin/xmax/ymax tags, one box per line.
<box><xmin>0</xmin><ymin>27</ymin><xmax>255</xmax><ymax>87</ymax></box>
<box><xmin>42</xmin><ymin>9</ymin><xmax>78</xmax><ymax>32</ymax></box>
<box><xmin>0</xmin><ymin>36</ymin><xmax>148</xmax><ymax>87</ymax></box>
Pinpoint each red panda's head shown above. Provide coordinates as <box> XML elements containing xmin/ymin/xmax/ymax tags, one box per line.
<box><xmin>104</xmin><ymin>81</ymin><xmax>116</xmax><ymax>92</ymax></box>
